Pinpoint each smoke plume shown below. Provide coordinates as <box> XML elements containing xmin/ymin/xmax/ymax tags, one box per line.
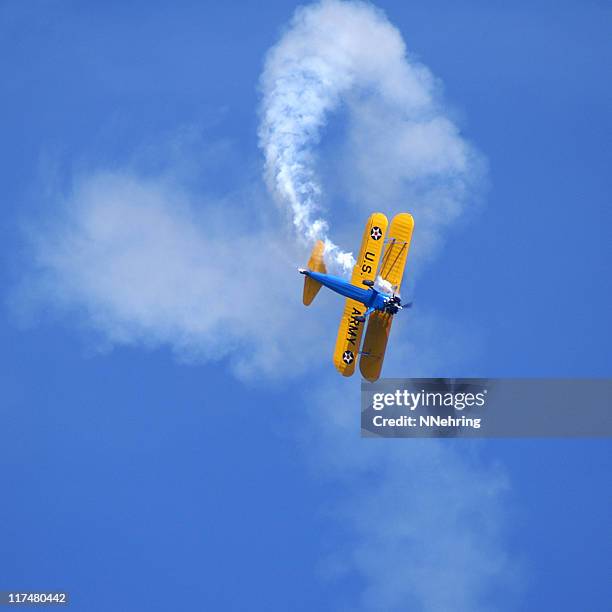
<box><xmin>259</xmin><ymin>0</ymin><xmax>481</xmax><ymax>274</ymax></box>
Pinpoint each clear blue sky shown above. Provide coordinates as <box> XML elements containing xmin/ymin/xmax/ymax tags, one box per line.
<box><xmin>1</xmin><ymin>1</ymin><xmax>611</xmax><ymax>610</ymax></box>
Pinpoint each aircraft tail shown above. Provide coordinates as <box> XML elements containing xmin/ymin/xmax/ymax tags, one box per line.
<box><xmin>302</xmin><ymin>240</ymin><xmax>327</xmax><ymax>306</ymax></box>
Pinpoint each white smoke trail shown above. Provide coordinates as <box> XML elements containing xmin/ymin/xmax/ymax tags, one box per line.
<box><xmin>259</xmin><ymin>0</ymin><xmax>478</xmax><ymax>274</ymax></box>
<box><xmin>19</xmin><ymin>0</ymin><xmax>482</xmax><ymax>369</ymax></box>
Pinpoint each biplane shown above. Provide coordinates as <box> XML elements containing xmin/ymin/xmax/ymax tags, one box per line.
<box><xmin>299</xmin><ymin>212</ymin><xmax>414</xmax><ymax>382</ymax></box>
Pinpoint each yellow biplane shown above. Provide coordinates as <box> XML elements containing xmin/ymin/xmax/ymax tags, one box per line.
<box><xmin>299</xmin><ymin>212</ymin><xmax>414</xmax><ymax>381</ymax></box>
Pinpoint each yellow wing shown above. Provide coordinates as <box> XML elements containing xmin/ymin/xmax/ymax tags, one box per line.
<box><xmin>359</xmin><ymin>213</ymin><xmax>414</xmax><ymax>382</ymax></box>
<box><xmin>332</xmin><ymin>298</ymin><xmax>368</xmax><ymax>376</ymax></box>
<box><xmin>333</xmin><ymin>212</ymin><xmax>388</xmax><ymax>376</ymax></box>
<box><xmin>349</xmin><ymin>212</ymin><xmax>389</xmax><ymax>287</ymax></box>
<box><xmin>378</xmin><ymin>213</ymin><xmax>415</xmax><ymax>290</ymax></box>
<box><xmin>359</xmin><ymin>311</ymin><xmax>393</xmax><ymax>382</ymax></box>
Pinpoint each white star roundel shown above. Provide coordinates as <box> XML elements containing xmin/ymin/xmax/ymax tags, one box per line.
<box><xmin>342</xmin><ymin>350</ymin><xmax>354</xmax><ymax>365</ymax></box>
<box><xmin>370</xmin><ymin>226</ymin><xmax>382</xmax><ymax>240</ymax></box>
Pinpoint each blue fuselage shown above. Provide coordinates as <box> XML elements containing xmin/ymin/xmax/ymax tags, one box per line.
<box><xmin>304</xmin><ymin>270</ymin><xmax>392</xmax><ymax>312</ymax></box>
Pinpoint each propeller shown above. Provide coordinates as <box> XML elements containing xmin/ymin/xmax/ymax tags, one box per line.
<box><xmin>370</xmin><ymin>277</ymin><xmax>414</xmax><ymax>313</ymax></box>
<box><xmin>385</xmin><ymin>294</ymin><xmax>412</xmax><ymax>313</ymax></box>
<box><xmin>388</xmin><ymin>284</ymin><xmax>412</xmax><ymax>310</ymax></box>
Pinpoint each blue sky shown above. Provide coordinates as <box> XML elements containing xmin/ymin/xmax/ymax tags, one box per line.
<box><xmin>1</xmin><ymin>1</ymin><xmax>611</xmax><ymax>610</ymax></box>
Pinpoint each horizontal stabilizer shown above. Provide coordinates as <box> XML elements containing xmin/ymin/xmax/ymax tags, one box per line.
<box><xmin>303</xmin><ymin>240</ymin><xmax>327</xmax><ymax>306</ymax></box>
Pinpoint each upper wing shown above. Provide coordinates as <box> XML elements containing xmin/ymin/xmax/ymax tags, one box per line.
<box><xmin>359</xmin><ymin>310</ymin><xmax>393</xmax><ymax>382</ymax></box>
<box><xmin>378</xmin><ymin>213</ymin><xmax>415</xmax><ymax>291</ymax></box>
<box><xmin>359</xmin><ymin>213</ymin><xmax>414</xmax><ymax>382</ymax></box>
<box><xmin>332</xmin><ymin>212</ymin><xmax>388</xmax><ymax>376</ymax></box>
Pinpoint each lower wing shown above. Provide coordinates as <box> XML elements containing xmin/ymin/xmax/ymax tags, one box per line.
<box><xmin>332</xmin><ymin>298</ymin><xmax>367</xmax><ymax>376</ymax></box>
<box><xmin>332</xmin><ymin>212</ymin><xmax>388</xmax><ymax>377</ymax></box>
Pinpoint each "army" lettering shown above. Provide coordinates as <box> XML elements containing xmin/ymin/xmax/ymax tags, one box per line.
<box><xmin>346</xmin><ymin>306</ymin><xmax>363</xmax><ymax>345</ymax></box>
